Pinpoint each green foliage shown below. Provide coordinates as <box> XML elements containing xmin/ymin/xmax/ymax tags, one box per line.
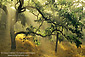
<box><xmin>47</xmin><ymin>0</ymin><xmax>55</xmax><ymax>4</ymax></box>
<box><xmin>45</xmin><ymin>28</ymin><xmax>52</xmax><ymax>35</ymax></box>
<box><xmin>58</xmin><ymin>0</ymin><xmax>66</xmax><ymax>5</ymax></box>
<box><xmin>26</xmin><ymin>25</ymin><xmax>36</xmax><ymax>32</ymax></box>
<box><xmin>34</xmin><ymin>18</ymin><xmax>43</xmax><ymax>23</ymax></box>
<box><xmin>1</xmin><ymin>0</ymin><xmax>84</xmax><ymax>48</ymax></box>
<box><xmin>33</xmin><ymin>39</ymin><xmax>40</xmax><ymax>45</ymax></box>
<box><xmin>26</xmin><ymin>0</ymin><xmax>85</xmax><ymax>48</ymax></box>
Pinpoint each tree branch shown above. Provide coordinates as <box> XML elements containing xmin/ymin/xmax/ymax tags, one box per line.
<box><xmin>35</xmin><ymin>21</ymin><xmax>43</xmax><ymax>32</ymax></box>
<box><xmin>25</xmin><ymin>5</ymin><xmax>83</xmax><ymax>38</ymax></box>
<box><xmin>25</xmin><ymin>27</ymin><xmax>57</xmax><ymax>37</ymax></box>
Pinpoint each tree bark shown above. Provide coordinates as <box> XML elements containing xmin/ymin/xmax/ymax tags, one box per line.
<box><xmin>10</xmin><ymin>26</ymin><xmax>16</xmax><ymax>50</ymax></box>
<box><xmin>10</xmin><ymin>0</ymin><xmax>25</xmax><ymax>50</ymax></box>
<box><xmin>10</xmin><ymin>11</ymin><xmax>18</xmax><ymax>50</ymax></box>
<box><xmin>55</xmin><ymin>32</ymin><xmax>59</xmax><ymax>53</ymax></box>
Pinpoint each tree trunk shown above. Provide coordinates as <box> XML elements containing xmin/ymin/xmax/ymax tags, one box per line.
<box><xmin>10</xmin><ymin>11</ymin><xmax>18</xmax><ymax>50</ymax></box>
<box><xmin>10</xmin><ymin>0</ymin><xmax>25</xmax><ymax>50</ymax></box>
<box><xmin>10</xmin><ymin>26</ymin><xmax>16</xmax><ymax>50</ymax></box>
<box><xmin>55</xmin><ymin>32</ymin><xmax>59</xmax><ymax>53</ymax></box>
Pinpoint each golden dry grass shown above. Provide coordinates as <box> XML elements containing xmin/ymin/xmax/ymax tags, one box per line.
<box><xmin>14</xmin><ymin>34</ymin><xmax>85</xmax><ymax>57</ymax></box>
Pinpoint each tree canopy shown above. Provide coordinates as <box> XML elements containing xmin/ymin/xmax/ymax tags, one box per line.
<box><xmin>0</xmin><ymin>0</ymin><xmax>85</xmax><ymax>51</ymax></box>
<box><xmin>24</xmin><ymin>0</ymin><xmax>85</xmax><ymax>48</ymax></box>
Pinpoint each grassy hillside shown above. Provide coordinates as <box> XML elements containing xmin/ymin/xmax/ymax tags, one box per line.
<box><xmin>14</xmin><ymin>34</ymin><xmax>85</xmax><ymax>57</ymax></box>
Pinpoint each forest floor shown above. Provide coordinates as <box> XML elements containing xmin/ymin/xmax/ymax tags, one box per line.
<box><xmin>0</xmin><ymin>29</ymin><xmax>85</xmax><ymax>57</ymax></box>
